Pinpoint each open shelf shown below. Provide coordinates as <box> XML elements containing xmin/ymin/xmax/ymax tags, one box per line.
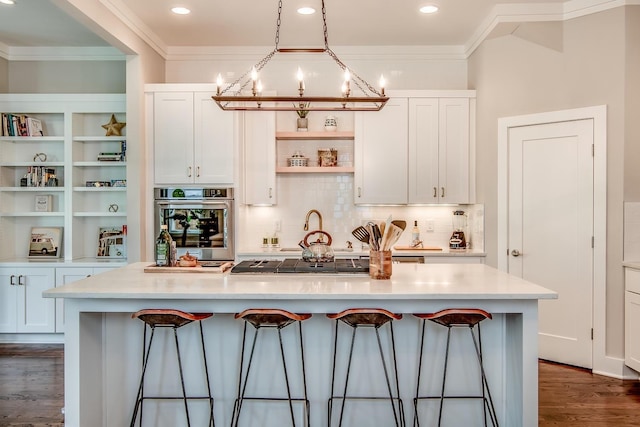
<box><xmin>276</xmin><ymin>131</ymin><xmax>354</xmax><ymax>140</ymax></box>
<box><xmin>276</xmin><ymin>166</ymin><xmax>354</xmax><ymax>173</ymax></box>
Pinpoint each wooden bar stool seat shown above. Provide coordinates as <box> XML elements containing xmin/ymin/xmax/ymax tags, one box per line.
<box><xmin>413</xmin><ymin>308</ymin><xmax>499</xmax><ymax>427</ymax></box>
<box><xmin>129</xmin><ymin>309</ymin><xmax>215</xmax><ymax>427</ymax></box>
<box><xmin>327</xmin><ymin>308</ymin><xmax>405</xmax><ymax>427</ymax></box>
<box><xmin>231</xmin><ymin>308</ymin><xmax>311</xmax><ymax>427</ymax></box>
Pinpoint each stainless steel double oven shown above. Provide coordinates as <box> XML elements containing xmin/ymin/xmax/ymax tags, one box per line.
<box><xmin>154</xmin><ymin>187</ymin><xmax>234</xmax><ymax>261</ymax></box>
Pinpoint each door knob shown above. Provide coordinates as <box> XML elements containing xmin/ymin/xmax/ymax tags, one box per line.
<box><xmin>511</xmin><ymin>249</ymin><xmax>521</xmax><ymax>257</ymax></box>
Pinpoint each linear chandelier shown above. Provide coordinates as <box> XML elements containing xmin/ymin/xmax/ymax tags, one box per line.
<box><xmin>212</xmin><ymin>0</ymin><xmax>388</xmax><ymax>112</ymax></box>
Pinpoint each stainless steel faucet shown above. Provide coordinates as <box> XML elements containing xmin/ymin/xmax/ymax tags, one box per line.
<box><xmin>304</xmin><ymin>209</ymin><xmax>324</xmax><ymax>241</ymax></box>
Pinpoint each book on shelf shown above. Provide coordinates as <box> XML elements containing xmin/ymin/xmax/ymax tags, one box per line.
<box><xmin>24</xmin><ymin>166</ymin><xmax>57</xmax><ymax>187</ymax></box>
<box><xmin>35</xmin><ymin>194</ymin><xmax>53</xmax><ymax>212</ymax></box>
<box><xmin>1</xmin><ymin>113</ymin><xmax>45</xmax><ymax>136</ymax></box>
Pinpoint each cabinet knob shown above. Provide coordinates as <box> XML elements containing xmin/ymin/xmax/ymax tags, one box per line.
<box><xmin>358</xmin><ymin>187</ymin><xmax>362</xmax><ymax>198</ymax></box>
<box><xmin>511</xmin><ymin>249</ymin><xmax>521</xmax><ymax>257</ymax></box>
<box><xmin>10</xmin><ymin>275</ymin><xmax>16</xmax><ymax>286</ymax></box>
<box><xmin>268</xmin><ymin>187</ymin><xmax>273</xmax><ymax>198</ymax></box>
<box><xmin>188</xmin><ymin>166</ymin><xmax>192</xmax><ymax>177</ymax></box>
<box><xmin>196</xmin><ymin>166</ymin><xmax>200</xmax><ymax>177</ymax></box>
<box><xmin>433</xmin><ymin>187</ymin><xmax>437</xmax><ymax>198</ymax></box>
<box><xmin>18</xmin><ymin>275</ymin><xmax>25</xmax><ymax>285</ymax></box>
<box><xmin>441</xmin><ymin>187</ymin><xmax>445</xmax><ymax>198</ymax></box>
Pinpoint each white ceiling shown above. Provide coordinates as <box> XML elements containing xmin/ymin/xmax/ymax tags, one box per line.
<box><xmin>0</xmin><ymin>0</ymin><xmax>623</xmax><ymax>59</ymax></box>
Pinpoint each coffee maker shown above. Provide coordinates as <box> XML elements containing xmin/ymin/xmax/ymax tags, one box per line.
<box><xmin>449</xmin><ymin>210</ymin><xmax>467</xmax><ymax>249</ymax></box>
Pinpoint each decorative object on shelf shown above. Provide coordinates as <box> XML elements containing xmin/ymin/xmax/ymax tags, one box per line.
<box><xmin>33</xmin><ymin>152</ymin><xmax>47</xmax><ymax>162</ymax></box>
<box><xmin>97</xmin><ymin>225</ymin><xmax>127</xmax><ymax>258</ymax></box>
<box><xmin>34</xmin><ymin>194</ymin><xmax>53</xmax><ymax>212</ymax></box>
<box><xmin>101</xmin><ymin>114</ymin><xmax>126</xmax><ymax>136</ymax></box>
<box><xmin>110</xmin><ymin>179</ymin><xmax>127</xmax><ymax>187</ymax></box>
<box><xmin>288</xmin><ymin>151</ymin><xmax>309</xmax><ymax>167</ymax></box>
<box><xmin>296</xmin><ymin>102</ymin><xmax>310</xmax><ymax>131</ymax></box>
<box><xmin>28</xmin><ymin>227</ymin><xmax>62</xmax><ymax>258</ymax></box>
<box><xmin>324</xmin><ymin>115</ymin><xmax>337</xmax><ymax>132</ymax></box>
<box><xmin>212</xmin><ymin>0</ymin><xmax>388</xmax><ymax>112</ymax></box>
<box><xmin>318</xmin><ymin>148</ymin><xmax>338</xmax><ymax>167</ymax></box>
<box><xmin>86</xmin><ymin>181</ymin><xmax>112</xmax><ymax>187</ymax></box>
<box><xmin>108</xmin><ymin>204</ymin><xmax>119</xmax><ymax>213</ymax></box>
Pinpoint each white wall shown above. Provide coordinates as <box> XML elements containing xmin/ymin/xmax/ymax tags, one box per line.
<box><xmin>8</xmin><ymin>61</ymin><xmax>125</xmax><ymax>93</ymax></box>
<box><xmin>625</xmin><ymin>7</ymin><xmax>640</xmax><ymax>201</ymax></box>
<box><xmin>0</xmin><ymin>57</ymin><xmax>7</xmax><ymax>92</ymax></box>
<box><xmin>468</xmin><ymin>6</ymin><xmax>636</xmax><ymax>362</ymax></box>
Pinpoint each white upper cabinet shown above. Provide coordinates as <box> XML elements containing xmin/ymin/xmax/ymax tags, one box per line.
<box><xmin>243</xmin><ymin>110</ymin><xmax>276</xmax><ymax>205</ymax></box>
<box><xmin>355</xmin><ymin>91</ymin><xmax>475</xmax><ymax>205</ymax></box>
<box><xmin>150</xmin><ymin>86</ymin><xmax>234</xmax><ymax>185</ymax></box>
<box><xmin>409</xmin><ymin>97</ymin><xmax>471</xmax><ymax>204</ymax></box>
<box><xmin>354</xmin><ymin>97</ymin><xmax>409</xmax><ymax>204</ymax></box>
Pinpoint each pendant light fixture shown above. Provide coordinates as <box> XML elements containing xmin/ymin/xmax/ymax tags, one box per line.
<box><xmin>212</xmin><ymin>0</ymin><xmax>388</xmax><ymax>112</ymax></box>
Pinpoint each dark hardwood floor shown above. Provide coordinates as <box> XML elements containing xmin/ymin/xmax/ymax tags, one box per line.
<box><xmin>1</xmin><ymin>345</ymin><xmax>639</xmax><ymax>426</ymax></box>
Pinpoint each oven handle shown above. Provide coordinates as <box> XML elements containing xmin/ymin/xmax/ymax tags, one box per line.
<box><xmin>156</xmin><ymin>200</ymin><xmax>232</xmax><ymax>208</ymax></box>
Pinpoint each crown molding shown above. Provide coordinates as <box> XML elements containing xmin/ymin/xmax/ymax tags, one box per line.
<box><xmin>164</xmin><ymin>45</ymin><xmax>469</xmax><ymax>62</ymax></box>
<box><xmin>3</xmin><ymin>46</ymin><xmax>125</xmax><ymax>61</ymax></box>
<box><xmin>0</xmin><ymin>41</ymin><xmax>9</xmax><ymax>60</ymax></box>
<box><xmin>464</xmin><ymin>0</ymin><xmax>640</xmax><ymax>57</ymax></box>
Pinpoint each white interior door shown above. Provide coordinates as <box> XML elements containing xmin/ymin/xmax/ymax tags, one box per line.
<box><xmin>508</xmin><ymin>119</ymin><xmax>594</xmax><ymax>368</ymax></box>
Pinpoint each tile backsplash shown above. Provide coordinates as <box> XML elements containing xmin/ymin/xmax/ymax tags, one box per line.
<box><xmin>236</xmin><ymin>174</ymin><xmax>484</xmax><ymax>251</ymax></box>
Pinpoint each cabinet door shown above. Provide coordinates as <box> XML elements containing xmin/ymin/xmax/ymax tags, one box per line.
<box><xmin>354</xmin><ymin>98</ymin><xmax>408</xmax><ymax>204</ymax></box>
<box><xmin>0</xmin><ymin>269</ymin><xmax>19</xmax><ymax>332</ymax></box>
<box><xmin>626</xmin><ymin>290</ymin><xmax>640</xmax><ymax>372</ymax></box>
<box><xmin>408</xmin><ymin>98</ymin><xmax>439</xmax><ymax>203</ymax></box>
<box><xmin>16</xmin><ymin>267</ymin><xmax>55</xmax><ymax>333</ymax></box>
<box><xmin>153</xmin><ymin>92</ymin><xmax>195</xmax><ymax>184</ymax></box>
<box><xmin>438</xmin><ymin>98</ymin><xmax>470</xmax><ymax>204</ymax></box>
<box><xmin>55</xmin><ymin>267</ymin><xmax>94</xmax><ymax>333</ymax></box>
<box><xmin>194</xmin><ymin>92</ymin><xmax>235</xmax><ymax>184</ymax></box>
<box><xmin>244</xmin><ymin>111</ymin><xmax>276</xmax><ymax>205</ymax></box>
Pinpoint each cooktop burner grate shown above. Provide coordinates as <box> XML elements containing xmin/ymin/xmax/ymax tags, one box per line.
<box><xmin>230</xmin><ymin>258</ymin><xmax>369</xmax><ymax>274</ymax></box>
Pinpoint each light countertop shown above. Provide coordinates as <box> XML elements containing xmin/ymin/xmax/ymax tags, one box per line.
<box><xmin>237</xmin><ymin>247</ymin><xmax>487</xmax><ymax>258</ymax></box>
<box><xmin>44</xmin><ymin>261</ymin><xmax>555</xmax><ymax>301</ymax></box>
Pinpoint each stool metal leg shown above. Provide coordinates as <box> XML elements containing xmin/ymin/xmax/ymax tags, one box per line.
<box><xmin>231</xmin><ymin>322</ymin><xmax>260</xmax><ymax>427</ymax></box>
<box><xmin>413</xmin><ymin>319</ymin><xmax>426</xmax><ymax>427</ymax></box>
<box><xmin>173</xmin><ymin>326</ymin><xmax>192</xmax><ymax>427</ymax></box>
<box><xmin>374</xmin><ymin>325</ymin><xmax>402</xmax><ymax>427</ymax></box>
<box><xmin>198</xmin><ymin>321</ymin><xmax>215</xmax><ymax>427</ymax></box>
<box><xmin>388</xmin><ymin>321</ymin><xmax>405</xmax><ymax>427</ymax></box>
<box><xmin>298</xmin><ymin>321</ymin><xmax>310</xmax><ymax>427</ymax></box>
<box><xmin>130</xmin><ymin>324</ymin><xmax>156</xmax><ymax>427</ymax></box>
<box><xmin>469</xmin><ymin>325</ymin><xmax>499</xmax><ymax>427</ymax></box>
<box><xmin>277</xmin><ymin>327</ymin><xmax>297</xmax><ymax>427</ymax></box>
<box><xmin>337</xmin><ymin>324</ymin><xmax>358</xmax><ymax>427</ymax></box>
<box><xmin>328</xmin><ymin>319</ymin><xmax>340</xmax><ymax>426</ymax></box>
<box><xmin>437</xmin><ymin>327</ymin><xmax>453</xmax><ymax>427</ymax></box>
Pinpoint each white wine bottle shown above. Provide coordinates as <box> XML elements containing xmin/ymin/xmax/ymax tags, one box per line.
<box><xmin>155</xmin><ymin>224</ymin><xmax>173</xmax><ymax>266</ymax></box>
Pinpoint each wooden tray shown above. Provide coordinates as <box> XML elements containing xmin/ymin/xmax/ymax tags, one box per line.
<box><xmin>393</xmin><ymin>246</ymin><xmax>443</xmax><ymax>251</ymax></box>
<box><xmin>144</xmin><ymin>262</ymin><xmax>233</xmax><ymax>273</ymax></box>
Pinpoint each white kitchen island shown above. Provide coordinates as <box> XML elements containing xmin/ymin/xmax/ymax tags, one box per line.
<box><xmin>43</xmin><ymin>262</ymin><xmax>556</xmax><ymax>427</ymax></box>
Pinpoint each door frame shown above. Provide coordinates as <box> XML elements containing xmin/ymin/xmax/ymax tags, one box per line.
<box><xmin>497</xmin><ymin>105</ymin><xmax>609</xmax><ymax>373</ymax></box>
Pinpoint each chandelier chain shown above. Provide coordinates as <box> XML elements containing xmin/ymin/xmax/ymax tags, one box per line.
<box><xmin>274</xmin><ymin>0</ymin><xmax>283</xmax><ymax>49</ymax></box>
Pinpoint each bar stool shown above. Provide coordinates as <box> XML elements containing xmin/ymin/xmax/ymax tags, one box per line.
<box><xmin>327</xmin><ymin>308</ymin><xmax>405</xmax><ymax>427</ymax></box>
<box><xmin>230</xmin><ymin>308</ymin><xmax>311</xmax><ymax>427</ymax></box>
<box><xmin>413</xmin><ymin>308</ymin><xmax>499</xmax><ymax>427</ymax></box>
<box><xmin>129</xmin><ymin>309</ymin><xmax>215</xmax><ymax>427</ymax></box>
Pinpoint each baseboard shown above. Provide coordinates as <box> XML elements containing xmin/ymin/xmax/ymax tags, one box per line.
<box><xmin>0</xmin><ymin>333</ymin><xmax>63</xmax><ymax>344</ymax></box>
<box><xmin>593</xmin><ymin>354</ymin><xmax>640</xmax><ymax>380</ymax></box>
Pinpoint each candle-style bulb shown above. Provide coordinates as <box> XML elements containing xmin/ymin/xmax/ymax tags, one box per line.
<box><xmin>379</xmin><ymin>74</ymin><xmax>386</xmax><ymax>96</ymax></box>
<box><xmin>297</xmin><ymin>67</ymin><xmax>304</xmax><ymax>82</ymax></box>
<box><xmin>257</xmin><ymin>80</ymin><xmax>263</xmax><ymax>95</ymax></box>
<box><xmin>297</xmin><ymin>67</ymin><xmax>305</xmax><ymax>95</ymax></box>
<box><xmin>251</xmin><ymin>67</ymin><xmax>258</xmax><ymax>81</ymax></box>
<box><xmin>216</xmin><ymin>74</ymin><xmax>223</xmax><ymax>95</ymax></box>
<box><xmin>344</xmin><ymin>69</ymin><xmax>351</xmax><ymax>82</ymax></box>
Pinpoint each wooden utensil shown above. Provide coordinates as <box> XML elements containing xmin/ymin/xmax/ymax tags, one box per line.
<box><xmin>391</xmin><ymin>220</ymin><xmax>407</xmax><ymax>231</ymax></box>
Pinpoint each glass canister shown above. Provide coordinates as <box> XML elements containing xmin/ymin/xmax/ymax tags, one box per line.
<box><xmin>369</xmin><ymin>250</ymin><xmax>392</xmax><ymax>279</ymax></box>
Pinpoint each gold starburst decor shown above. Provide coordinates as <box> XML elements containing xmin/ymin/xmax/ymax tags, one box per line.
<box><xmin>102</xmin><ymin>114</ymin><xmax>126</xmax><ymax>136</ymax></box>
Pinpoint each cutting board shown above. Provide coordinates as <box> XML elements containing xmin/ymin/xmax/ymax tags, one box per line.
<box><xmin>144</xmin><ymin>262</ymin><xmax>233</xmax><ymax>273</ymax></box>
<box><xmin>393</xmin><ymin>246</ymin><xmax>443</xmax><ymax>251</ymax></box>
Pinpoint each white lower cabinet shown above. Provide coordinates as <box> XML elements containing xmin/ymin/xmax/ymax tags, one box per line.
<box><xmin>55</xmin><ymin>266</ymin><xmax>119</xmax><ymax>333</ymax></box>
<box><xmin>0</xmin><ymin>267</ymin><xmax>55</xmax><ymax>333</ymax></box>
<box><xmin>625</xmin><ymin>267</ymin><xmax>640</xmax><ymax>372</ymax></box>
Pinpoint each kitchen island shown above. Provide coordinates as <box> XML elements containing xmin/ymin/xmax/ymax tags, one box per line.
<box><xmin>44</xmin><ymin>262</ymin><xmax>556</xmax><ymax>427</ymax></box>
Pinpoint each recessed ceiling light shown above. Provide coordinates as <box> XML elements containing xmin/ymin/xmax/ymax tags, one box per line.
<box><xmin>297</xmin><ymin>7</ymin><xmax>316</xmax><ymax>15</ymax></box>
<box><xmin>171</xmin><ymin>6</ymin><xmax>191</xmax><ymax>15</ymax></box>
<box><xmin>0</xmin><ymin>0</ymin><xmax>16</xmax><ymax>5</ymax></box>
<box><xmin>419</xmin><ymin>5</ymin><xmax>439</xmax><ymax>14</ymax></box>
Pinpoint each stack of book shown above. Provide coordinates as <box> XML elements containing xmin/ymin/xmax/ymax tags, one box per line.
<box><xmin>23</xmin><ymin>166</ymin><xmax>56</xmax><ymax>187</ymax></box>
<box><xmin>1</xmin><ymin>114</ymin><xmax>43</xmax><ymax>136</ymax></box>
<box><xmin>97</xmin><ymin>141</ymin><xmax>126</xmax><ymax>161</ymax></box>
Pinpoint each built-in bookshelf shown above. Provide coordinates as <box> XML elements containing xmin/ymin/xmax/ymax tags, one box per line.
<box><xmin>0</xmin><ymin>94</ymin><xmax>127</xmax><ymax>262</ymax></box>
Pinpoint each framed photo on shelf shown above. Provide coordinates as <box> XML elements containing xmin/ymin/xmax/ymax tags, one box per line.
<box><xmin>97</xmin><ymin>225</ymin><xmax>127</xmax><ymax>259</ymax></box>
<box><xmin>28</xmin><ymin>227</ymin><xmax>62</xmax><ymax>258</ymax></box>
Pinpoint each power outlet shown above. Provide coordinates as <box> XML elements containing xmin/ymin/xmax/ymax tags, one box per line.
<box><xmin>425</xmin><ymin>219</ymin><xmax>435</xmax><ymax>232</ymax></box>
<box><xmin>274</xmin><ymin>220</ymin><xmax>282</xmax><ymax>232</ymax></box>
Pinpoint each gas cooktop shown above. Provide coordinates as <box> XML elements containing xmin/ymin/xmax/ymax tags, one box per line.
<box><xmin>230</xmin><ymin>258</ymin><xmax>369</xmax><ymax>274</ymax></box>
